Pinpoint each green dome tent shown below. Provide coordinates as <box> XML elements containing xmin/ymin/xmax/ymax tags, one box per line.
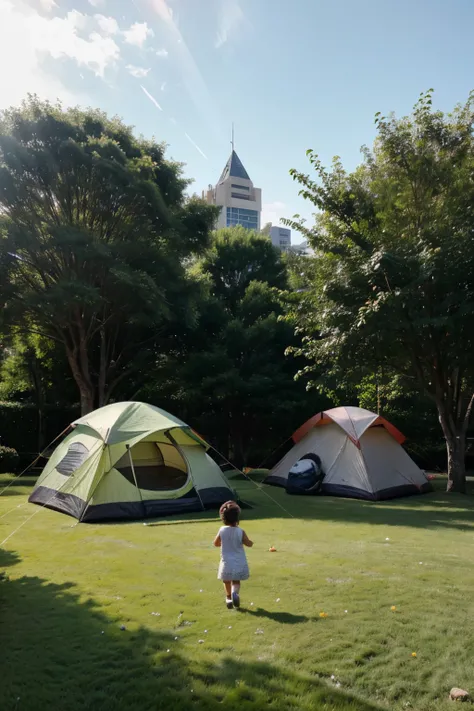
<box><xmin>29</xmin><ymin>402</ymin><xmax>236</xmax><ymax>522</ymax></box>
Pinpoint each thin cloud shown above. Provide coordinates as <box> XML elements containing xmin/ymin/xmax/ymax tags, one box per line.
<box><xmin>215</xmin><ymin>0</ymin><xmax>245</xmax><ymax>48</ymax></box>
<box><xmin>0</xmin><ymin>0</ymin><xmax>90</xmax><ymax>108</ymax></box>
<box><xmin>148</xmin><ymin>0</ymin><xmax>223</xmax><ymax>138</ymax></box>
<box><xmin>88</xmin><ymin>0</ymin><xmax>106</xmax><ymax>7</ymax></box>
<box><xmin>39</xmin><ymin>0</ymin><xmax>58</xmax><ymax>11</ymax></box>
<box><xmin>185</xmin><ymin>132</ymin><xmax>207</xmax><ymax>160</ymax></box>
<box><xmin>123</xmin><ymin>21</ymin><xmax>154</xmax><ymax>47</ymax></box>
<box><xmin>127</xmin><ymin>65</ymin><xmax>151</xmax><ymax>78</ymax></box>
<box><xmin>2</xmin><ymin>5</ymin><xmax>119</xmax><ymax>82</ymax></box>
<box><xmin>156</xmin><ymin>48</ymin><xmax>168</xmax><ymax>57</ymax></box>
<box><xmin>95</xmin><ymin>14</ymin><xmax>118</xmax><ymax>35</ymax></box>
<box><xmin>140</xmin><ymin>85</ymin><xmax>163</xmax><ymax>111</ymax></box>
<box><xmin>160</xmin><ymin>81</ymin><xmax>166</xmax><ymax>91</ymax></box>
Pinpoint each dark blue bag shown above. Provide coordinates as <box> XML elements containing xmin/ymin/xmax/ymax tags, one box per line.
<box><xmin>286</xmin><ymin>453</ymin><xmax>324</xmax><ymax>495</ymax></box>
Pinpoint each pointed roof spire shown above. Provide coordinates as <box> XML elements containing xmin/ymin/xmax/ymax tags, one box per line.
<box><xmin>218</xmin><ymin>150</ymin><xmax>250</xmax><ymax>183</ymax></box>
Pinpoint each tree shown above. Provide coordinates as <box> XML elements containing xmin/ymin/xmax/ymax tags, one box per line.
<box><xmin>0</xmin><ymin>329</ymin><xmax>75</xmax><ymax>449</ymax></box>
<box><xmin>0</xmin><ymin>97</ymin><xmax>217</xmax><ymax>414</ymax></box>
<box><xmin>286</xmin><ymin>90</ymin><xmax>474</xmax><ymax>492</ymax></box>
<box><xmin>144</xmin><ymin>227</ymin><xmax>327</xmax><ymax>467</ymax></box>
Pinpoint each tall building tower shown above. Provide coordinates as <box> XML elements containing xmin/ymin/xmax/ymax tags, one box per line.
<box><xmin>269</xmin><ymin>225</ymin><xmax>291</xmax><ymax>251</ymax></box>
<box><xmin>206</xmin><ymin>149</ymin><xmax>262</xmax><ymax>231</ymax></box>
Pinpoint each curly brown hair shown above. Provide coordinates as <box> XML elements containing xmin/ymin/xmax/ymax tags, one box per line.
<box><xmin>219</xmin><ymin>500</ymin><xmax>241</xmax><ymax>525</ymax></box>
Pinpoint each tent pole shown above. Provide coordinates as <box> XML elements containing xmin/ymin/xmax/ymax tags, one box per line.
<box><xmin>126</xmin><ymin>445</ymin><xmax>147</xmax><ymax>518</ymax></box>
<box><xmin>255</xmin><ymin>437</ymin><xmax>292</xmax><ymax>471</ymax></box>
<box><xmin>77</xmin><ymin>444</ymin><xmax>109</xmax><ymax>523</ymax></box>
<box><xmin>165</xmin><ymin>429</ymin><xmax>206</xmax><ymax>512</ymax></box>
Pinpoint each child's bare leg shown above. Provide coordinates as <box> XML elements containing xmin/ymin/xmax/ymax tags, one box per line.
<box><xmin>223</xmin><ymin>581</ymin><xmax>233</xmax><ymax>609</ymax></box>
<box><xmin>231</xmin><ymin>580</ymin><xmax>241</xmax><ymax>607</ymax></box>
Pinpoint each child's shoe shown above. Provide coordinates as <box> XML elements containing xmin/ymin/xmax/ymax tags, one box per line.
<box><xmin>226</xmin><ymin>598</ymin><xmax>233</xmax><ymax>609</ymax></box>
<box><xmin>232</xmin><ymin>592</ymin><xmax>240</xmax><ymax>608</ymax></box>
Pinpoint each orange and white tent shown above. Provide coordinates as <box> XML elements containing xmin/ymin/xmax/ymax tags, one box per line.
<box><xmin>264</xmin><ymin>406</ymin><xmax>432</xmax><ymax>500</ymax></box>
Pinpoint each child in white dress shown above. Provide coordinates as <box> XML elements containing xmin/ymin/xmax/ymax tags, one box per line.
<box><xmin>213</xmin><ymin>500</ymin><xmax>253</xmax><ymax>609</ymax></box>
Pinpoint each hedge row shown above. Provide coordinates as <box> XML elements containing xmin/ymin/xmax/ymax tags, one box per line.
<box><xmin>0</xmin><ymin>402</ymin><xmax>79</xmax><ymax>457</ymax></box>
<box><xmin>0</xmin><ymin>400</ymin><xmax>452</xmax><ymax>472</ymax></box>
<box><xmin>0</xmin><ymin>445</ymin><xmax>20</xmax><ymax>473</ymax></box>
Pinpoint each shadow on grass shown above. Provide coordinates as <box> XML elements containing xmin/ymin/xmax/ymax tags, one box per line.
<box><xmin>8</xmin><ymin>472</ymin><xmax>473</xmax><ymax>536</ymax></box>
<box><xmin>75</xmin><ymin>478</ymin><xmax>474</xmax><ymax>534</ymax></box>
<box><xmin>145</xmin><ymin>516</ymin><xmax>218</xmax><ymax>527</ymax></box>
<box><xmin>0</xmin><ymin>548</ymin><xmax>385</xmax><ymax>711</ymax></box>
<box><xmin>194</xmin><ymin>658</ymin><xmax>385</xmax><ymax>710</ymax></box>
<box><xmin>0</xmin><ymin>546</ymin><xmax>21</xmax><ymax>569</ymax></box>
<box><xmin>0</xmin><ymin>475</ymin><xmax>38</xmax><ymax>496</ymax></box>
<box><xmin>239</xmin><ymin>606</ymin><xmax>311</xmax><ymax>624</ymax></box>
<box><xmin>226</xmin><ymin>478</ymin><xmax>474</xmax><ymax>533</ymax></box>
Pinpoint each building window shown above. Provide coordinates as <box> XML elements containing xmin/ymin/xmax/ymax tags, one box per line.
<box><xmin>231</xmin><ymin>184</ymin><xmax>249</xmax><ymax>191</ymax></box>
<box><xmin>231</xmin><ymin>192</ymin><xmax>250</xmax><ymax>200</ymax></box>
<box><xmin>226</xmin><ymin>207</ymin><xmax>258</xmax><ymax>231</ymax></box>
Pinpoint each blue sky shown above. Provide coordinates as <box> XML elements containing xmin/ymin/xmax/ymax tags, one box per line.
<box><xmin>2</xmin><ymin>0</ymin><xmax>474</xmax><ymax>242</ymax></box>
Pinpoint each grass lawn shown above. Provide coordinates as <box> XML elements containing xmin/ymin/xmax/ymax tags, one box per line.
<box><xmin>2</xmin><ymin>473</ymin><xmax>474</xmax><ymax>710</ymax></box>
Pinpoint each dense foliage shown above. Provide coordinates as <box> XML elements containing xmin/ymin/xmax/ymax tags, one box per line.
<box><xmin>136</xmin><ymin>227</ymin><xmax>329</xmax><ymax>467</ymax></box>
<box><xmin>286</xmin><ymin>90</ymin><xmax>474</xmax><ymax>491</ymax></box>
<box><xmin>1</xmin><ymin>94</ymin><xmax>469</xmax><ymax>476</ymax></box>
<box><xmin>0</xmin><ymin>97</ymin><xmax>217</xmax><ymax>414</ymax></box>
<box><xmin>0</xmin><ymin>445</ymin><xmax>19</xmax><ymax>473</ymax></box>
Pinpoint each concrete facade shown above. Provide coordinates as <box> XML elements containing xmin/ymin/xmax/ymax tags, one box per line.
<box><xmin>205</xmin><ymin>151</ymin><xmax>261</xmax><ymax>231</ymax></box>
<box><xmin>270</xmin><ymin>225</ymin><xmax>291</xmax><ymax>251</ymax></box>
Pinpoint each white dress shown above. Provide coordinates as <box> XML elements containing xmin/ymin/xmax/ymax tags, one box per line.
<box><xmin>217</xmin><ymin>525</ymin><xmax>250</xmax><ymax>581</ymax></box>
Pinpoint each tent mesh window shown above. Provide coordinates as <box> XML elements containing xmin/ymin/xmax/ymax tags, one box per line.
<box><xmin>56</xmin><ymin>442</ymin><xmax>89</xmax><ymax>476</ymax></box>
<box><xmin>116</xmin><ymin>442</ymin><xmax>189</xmax><ymax>491</ymax></box>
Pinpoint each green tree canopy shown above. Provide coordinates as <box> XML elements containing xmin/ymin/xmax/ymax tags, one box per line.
<box><xmin>0</xmin><ymin>97</ymin><xmax>217</xmax><ymax>414</ymax></box>
<box><xmin>286</xmin><ymin>90</ymin><xmax>474</xmax><ymax>492</ymax></box>
<box><xmin>199</xmin><ymin>227</ymin><xmax>288</xmax><ymax>310</ymax></box>
<box><xmin>144</xmin><ymin>227</ymin><xmax>328</xmax><ymax>468</ymax></box>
